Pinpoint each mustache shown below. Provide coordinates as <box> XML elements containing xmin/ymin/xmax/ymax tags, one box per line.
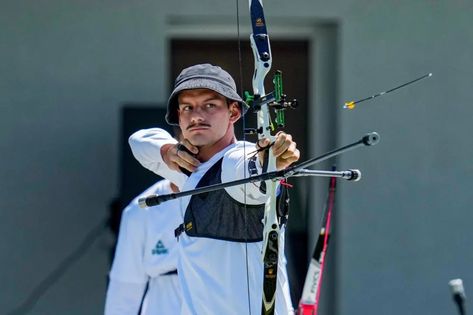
<box><xmin>186</xmin><ymin>123</ymin><xmax>211</xmax><ymax>130</ymax></box>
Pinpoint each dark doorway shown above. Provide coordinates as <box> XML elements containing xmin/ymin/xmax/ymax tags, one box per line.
<box><xmin>170</xmin><ymin>39</ymin><xmax>309</xmax><ymax>160</ymax></box>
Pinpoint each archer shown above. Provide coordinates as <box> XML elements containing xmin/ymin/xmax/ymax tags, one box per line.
<box><xmin>129</xmin><ymin>63</ymin><xmax>300</xmax><ymax>315</ymax></box>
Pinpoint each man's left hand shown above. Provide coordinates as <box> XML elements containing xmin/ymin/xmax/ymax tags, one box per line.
<box><xmin>257</xmin><ymin>132</ymin><xmax>300</xmax><ymax>170</ymax></box>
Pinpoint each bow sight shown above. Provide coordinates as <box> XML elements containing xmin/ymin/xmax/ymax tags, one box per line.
<box><xmin>244</xmin><ymin>70</ymin><xmax>298</xmax><ymax>135</ymax></box>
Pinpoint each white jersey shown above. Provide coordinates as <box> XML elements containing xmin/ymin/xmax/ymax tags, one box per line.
<box><xmin>129</xmin><ymin>128</ymin><xmax>294</xmax><ymax>315</ymax></box>
<box><xmin>104</xmin><ymin>179</ymin><xmax>182</xmax><ymax>315</ymax></box>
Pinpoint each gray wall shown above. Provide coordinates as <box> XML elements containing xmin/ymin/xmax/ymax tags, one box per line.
<box><xmin>336</xmin><ymin>1</ymin><xmax>473</xmax><ymax>314</ymax></box>
<box><xmin>1</xmin><ymin>1</ymin><xmax>472</xmax><ymax>314</ymax></box>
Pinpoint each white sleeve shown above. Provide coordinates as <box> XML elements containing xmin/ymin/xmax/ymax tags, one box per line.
<box><xmin>128</xmin><ymin>128</ymin><xmax>186</xmax><ymax>187</ymax></box>
<box><xmin>221</xmin><ymin>143</ymin><xmax>267</xmax><ymax>205</ymax></box>
<box><xmin>104</xmin><ymin>280</ymin><xmax>147</xmax><ymax>315</ymax></box>
<box><xmin>109</xmin><ymin>204</ymin><xmax>148</xmax><ymax>283</ymax></box>
<box><xmin>105</xmin><ymin>205</ymin><xmax>148</xmax><ymax>315</ymax></box>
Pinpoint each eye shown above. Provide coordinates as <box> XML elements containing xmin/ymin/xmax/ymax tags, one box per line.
<box><xmin>205</xmin><ymin>103</ymin><xmax>216</xmax><ymax>109</ymax></box>
<box><xmin>179</xmin><ymin>105</ymin><xmax>192</xmax><ymax>112</ymax></box>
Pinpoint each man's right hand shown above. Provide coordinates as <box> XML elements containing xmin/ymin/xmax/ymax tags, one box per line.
<box><xmin>161</xmin><ymin>139</ymin><xmax>200</xmax><ymax>173</ymax></box>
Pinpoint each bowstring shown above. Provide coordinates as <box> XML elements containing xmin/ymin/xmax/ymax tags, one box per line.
<box><xmin>235</xmin><ymin>0</ymin><xmax>253</xmax><ymax>314</ymax></box>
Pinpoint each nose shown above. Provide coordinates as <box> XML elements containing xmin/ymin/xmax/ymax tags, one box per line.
<box><xmin>189</xmin><ymin>107</ymin><xmax>205</xmax><ymax>123</ymax></box>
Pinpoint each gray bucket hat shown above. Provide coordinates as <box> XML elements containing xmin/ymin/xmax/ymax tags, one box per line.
<box><xmin>166</xmin><ymin>63</ymin><xmax>249</xmax><ymax>125</ymax></box>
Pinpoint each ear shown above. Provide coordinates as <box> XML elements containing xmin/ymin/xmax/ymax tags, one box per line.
<box><xmin>228</xmin><ymin>102</ymin><xmax>241</xmax><ymax>123</ymax></box>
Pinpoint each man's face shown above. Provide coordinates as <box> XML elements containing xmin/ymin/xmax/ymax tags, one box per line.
<box><xmin>177</xmin><ymin>89</ymin><xmax>241</xmax><ymax>147</ymax></box>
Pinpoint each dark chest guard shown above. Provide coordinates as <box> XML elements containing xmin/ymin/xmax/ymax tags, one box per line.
<box><xmin>181</xmin><ymin>158</ymin><xmax>265</xmax><ymax>242</ymax></box>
